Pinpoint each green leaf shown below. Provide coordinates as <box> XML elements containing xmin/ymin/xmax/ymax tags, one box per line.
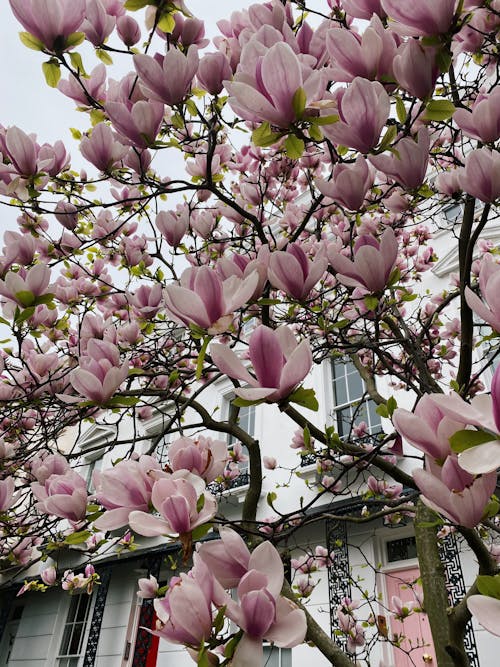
<box><xmin>477</xmin><ymin>574</ymin><xmax>500</xmax><ymax>600</ymax></box>
<box><xmin>191</xmin><ymin>522</ymin><xmax>212</xmax><ymax>542</ymax></box>
<box><xmin>232</xmin><ymin>396</ymin><xmax>265</xmax><ymax>408</ymax></box>
<box><xmin>14</xmin><ymin>306</ymin><xmax>35</xmax><ymax>326</ymax></box>
<box><xmin>124</xmin><ymin>0</ymin><xmax>151</xmax><ymax>8</ymax></box>
<box><xmin>213</xmin><ymin>605</ymin><xmax>227</xmax><ymax>634</ymax></box>
<box><xmin>69</xmin><ymin>52</ymin><xmax>86</xmax><ymax>76</ymax></box>
<box><xmin>158</xmin><ymin>12</ymin><xmax>176</xmax><ymax>34</ymax></box>
<box><xmin>267</xmin><ymin>491</ymin><xmax>277</xmax><ymax>507</ymax></box>
<box><xmin>196</xmin><ymin>335</ymin><xmax>210</xmax><ymax>381</ymax></box>
<box><xmin>423</xmin><ymin>99</ymin><xmax>456</xmax><ymax>122</ymax></box>
<box><xmin>288</xmin><ymin>387</ymin><xmax>319</xmax><ymax>412</ymax></box>
<box><xmin>308</xmin><ymin>123</ymin><xmax>323</xmax><ymax>141</ymax></box>
<box><xmin>96</xmin><ymin>48</ymin><xmax>113</xmax><ymax>65</ymax></box>
<box><xmin>314</xmin><ymin>114</ymin><xmax>339</xmax><ymax>126</ymax></box>
<box><xmin>364</xmin><ymin>295</ymin><xmax>379</xmax><ymax>311</ymax></box>
<box><xmin>90</xmin><ymin>109</ymin><xmax>106</xmax><ymax>126</ymax></box>
<box><xmin>436</xmin><ymin>49</ymin><xmax>452</xmax><ymax>74</ymax></box>
<box><xmin>303</xmin><ymin>425</ymin><xmax>311</xmax><ymax>448</ymax></box>
<box><xmin>377</xmin><ymin>124</ymin><xmax>397</xmax><ymax>153</ymax></box>
<box><xmin>284</xmin><ymin>134</ymin><xmax>304</xmax><ymax>159</ymax></box>
<box><xmin>376</xmin><ymin>404</ymin><xmax>389</xmax><ymax>418</ymax></box>
<box><xmin>292</xmin><ymin>87</ymin><xmax>307</xmax><ymax>119</ymax></box>
<box><xmin>449</xmin><ymin>429</ymin><xmax>496</xmax><ymax>453</ymax></box>
<box><xmin>257</xmin><ymin>298</ymin><xmax>281</xmax><ymax>306</ymax></box>
<box><xmin>64</xmin><ymin>530</ymin><xmax>91</xmax><ymax>545</ymax></box>
<box><xmin>387</xmin><ymin>396</ymin><xmax>397</xmax><ymax>417</ymax></box>
<box><xmin>395</xmin><ymin>95</ymin><xmax>407</xmax><ymax>124</ymax></box>
<box><xmin>196</xmin><ymin>493</ymin><xmax>205</xmax><ymax>513</ymax></box>
<box><xmin>19</xmin><ymin>32</ymin><xmax>44</xmax><ymax>51</ymax></box>
<box><xmin>14</xmin><ymin>290</ymin><xmax>35</xmax><ymax>308</ymax></box>
<box><xmin>106</xmin><ymin>396</ymin><xmax>139</xmax><ymax>407</ymax></box>
<box><xmin>65</xmin><ymin>32</ymin><xmax>85</xmax><ymax>49</ymax></box>
<box><xmin>251</xmin><ymin>122</ymin><xmax>282</xmax><ymax>148</ymax></box>
<box><xmin>42</xmin><ymin>60</ymin><xmax>61</xmax><ymax>88</ymax></box>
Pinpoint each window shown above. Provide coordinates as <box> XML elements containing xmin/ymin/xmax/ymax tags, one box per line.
<box><xmin>331</xmin><ymin>359</ymin><xmax>381</xmax><ymax>439</ymax></box>
<box><xmin>57</xmin><ymin>594</ymin><xmax>93</xmax><ymax>666</ymax></box>
<box><xmin>263</xmin><ymin>645</ymin><xmax>292</xmax><ymax>667</ymax></box>
<box><xmin>442</xmin><ymin>202</ymin><xmax>463</xmax><ymax>225</ymax></box>
<box><xmin>218</xmin><ymin>400</ymin><xmax>256</xmax><ymax>490</ymax></box>
<box><xmin>0</xmin><ymin>605</ymin><xmax>23</xmax><ymax>664</ymax></box>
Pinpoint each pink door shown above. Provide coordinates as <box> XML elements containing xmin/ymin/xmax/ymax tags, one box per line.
<box><xmin>384</xmin><ymin>567</ymin><xmax>437</xmax><ymax>666</ymax></box>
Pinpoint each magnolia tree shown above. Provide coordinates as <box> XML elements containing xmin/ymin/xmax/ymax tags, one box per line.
<box><xmin>1</xmin><ymin>0</ymin><xmax>500</xmax><ymax>665</ymax></box>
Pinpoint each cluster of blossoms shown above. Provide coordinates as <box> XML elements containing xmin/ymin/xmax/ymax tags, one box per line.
<box><xmin>1</xmin><ymin>0</ymin><xmax>500</xmax><ymax>662</ymax></box>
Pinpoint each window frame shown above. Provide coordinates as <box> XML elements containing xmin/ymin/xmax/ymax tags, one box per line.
<box><xmin>55</xmin><ymin>591</ymin><xmax>94</xmax><ymax>667</ymax></box>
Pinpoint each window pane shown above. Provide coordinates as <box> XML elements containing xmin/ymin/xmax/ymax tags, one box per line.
<box><xmin>346</xmin><ymin>369</ymin><xmax>363</xmax><ymax>402</ymax></box>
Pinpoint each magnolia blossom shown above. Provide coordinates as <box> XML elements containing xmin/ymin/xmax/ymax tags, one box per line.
<box><xmin>128</xmin><ymin>471</ymin><xmax>217</xmax><ymax>537</ymax></box>
<box><xmin>69</xmin><ymin>339</ymin><xmax>129</xmax><ymax>405</ymax></box>
<box><xmin>210</xmin><ymin>324</ymin><xmax>312</xmax><ymax>402</ymax></box>
<box><xmin>0</xmin><ymin>477</ymin><xmax>16</xmax><ymax>511</ymax></box>
<box><xmin>137</xmin><ymin>574</ymin><xmax>159</xmax><ymax>599</ymax></box>
<box><xmin>412</xmin><ymin>463</ymin><xmax>497</xmax><ymax>528</ymax></box>
<box><xmin>268</xmin><ymin>243</ymin><xmax>327</xmax><ymax>300</ymax></box>
<box><xmin>467</xmin><ymin>595</ymin><xmax>500</xmax><ymax>636</ymax></box>
<box><xmin>134</xmin><ymin>45</ymin><xmax>199</xmax><ymax>106</ymax></box>
<box><xmin>381</xmin><ymin>0</ymin><xmax>456</xmax><ymax>36</ymax></box>
<box><xmin>164</xmin><ymin>265</ymin><xmax>259</xmax><ymax>334</ymax></box>
<box><xmin>465</xmin><ymin>260</ymin><xmax>500</xmax><ymax>333</ymax></box>
<box><xmin>93</xmin><ymin>455</ymin><xmax>161</xmax><ymax>530</ymax></box>
<box><xmin>327</xmin><ymin>228</ymin><xmax>398</xmax><ymax>294</ymax></box>
<box><xmin>370</xmin><ymin>128</ymin><xmax>430</xmax><ymax>189</ymax></box>
<box><xmin>31</xmin><ymin>470</ymin><xmax>88</xmax><ymax>522</ymax></box>
<box><xmin>454</xmin><ymin>88</ymin><xmax>500</xmax><ymax>143</ymax></box>
<box><xmin>0</xmin><ymin>264</ymin><xmax>52</xmax><ymax>308</ymax></box>
<box><xmin>322</xmin><ymin>78</ymin><xmax>390</xmax><ymax>153</ymax></box>
<box><xmin>9</xmin><ymin>0</ymin><xmax>86</xmax><ymax>52</ymax></box>
<box><xmin>459</xmin><ymin>148</ymin><xmax>500</xmax><ymax>203</ymax></box>
<box><xmin>317</xmin><ymin>156</ymin><xmax>374</xmax><ymax>211</ymax></box>
<box><xmin>168</xmin><ymin>435</ymin><xmax>228</xmax><ymax>482</ymax></box>
<box><xmin>225</xmin><ymin>41</ymin><xmax>325</xmax><ymax>128</ymax></box>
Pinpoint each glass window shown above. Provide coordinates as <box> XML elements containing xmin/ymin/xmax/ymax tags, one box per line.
<box><xmin>386</xmin><ymin>536</ymin><xmax>418</xmax><ymax>563</ymax></box>
<box><xmin>442</xmin><ymin>203</ymin><xmax>462</xmax><ymax>225</ymax></box>
<box><xmin>263</xmin><ymin>646</ymin><xmax>292</xmax><ymax>667</ymax></box>
<box><xmin>331</xmin><ymin>359</ymin><xmax>381</xmax><ymax>438</ymax></box>
<box><xmin>57</xmin><ymin>593</ymin><xmax>93</xmax><ymax>666</ymax></box>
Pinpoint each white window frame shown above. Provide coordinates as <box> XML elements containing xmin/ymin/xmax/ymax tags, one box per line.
<box><xmin>330</xmin><ymin>358</ymin><xmax>382</xmax><ymax>439</ymax></box>
<box><xmin>55</xmin><ymin>592</ymin><xmax>94</xmax><ymax>667</ymax></box>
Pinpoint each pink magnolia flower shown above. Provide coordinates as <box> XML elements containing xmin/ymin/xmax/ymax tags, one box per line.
<box><xmin>152</xmin><ymin>556</ymin><xmax>219</xmax><ymax>646</ymax></box>
<box><xmin>221</xmin><ymin>541</ymin><xmax>307</xmax><ymax>665</ymax></box>
<box><xmin>326</xmin><ymin>16</ymin><xmax>398</xmax><ymax>82</ymax></box>
<box><xmin>263</xmin><ymin>456</ymin><xmax>277</xmax><ymax>470</ymax></box>
<box><xmin>322</xmin><ymin>78</ymin><xmax>390</xmax><ymax>153</ymax></box>
<box><xmin>128</xmin><ymin>471</ymin><xmax>217</xmax><ymax>537</ymax></box>
<box><xmin>30</xmin><ymin>453</ymin><xmax>70</xmax><ymax>483</ymax></box>
<box><xmin>225</xmin><ymin>41</ymin><xmax>325</xmax><ymax>128</ymax></box>
<box><xmin>127</xmin><ymin>283</ymin><xmax>163</xmax><ymax>320</ymax></box>
<box><xmin>197</xmin><ymin>51</ymin><xmax>232</xmax><ymax>95</ymax></box>
<box><xmin>337</xmin><ymin>610</ymin><xmax>366</xmax><ymax>652</ymax></box>
<box><xmin>31</xmin><ymin>470</ymin><xmax>88</xmax><ymax>522</ymax></box>
<box><xmin>467</xmin><ymin>595</ymin><xmax>500</xmax><ymax>637</ymax></box>
<box><xmin>342</xmin><ymin>0</ymin><xmax>386</xmax><ymax>20</ymax></box>
<box><xmin>412</xmin><ymin>463</ymin><xmax>497</xmax><ymax>528</ymax></box>
<box><xmin>133</xmin><ymin>45</ymin><xmax>199</xmax><ymax>106</ymax></box>
<box><xmin>40</xmin><ymin>566</ymin><xmax>57</xmax><ymax>586</ymax></box>
<box><xmin>9</xmin><ymin>0</ymin><xmax>86</xmax><ymax>52</ymax></box>
<box><xmin>210</xmin><ymin>324</ymin><xmax>313</xmax><ymax>402</ymax></box>
<box><xmin>392</xmin><ymin>394</ymin><xmax>464</xmax><ymax>461</ymax></box>
<box><xmin>317</xmin><ymin>156</ymin><xmax>374</xmax><ymax>210</ymax></box>
<box><xmin>196</xmin><ymin>526</ymin><xmax>251</xmax><ymax>588</ymax></box>
<box><xmin>268</xmin><ymin>243</ymin><xmax>327</xmax><ymax>301</ymax></box>
<box><xmin>0</xmin><ymin>477</ymin><xmax>16</xmax><ymax>511</ymax></box>
<box><xmin>93</xmin><ymin>455</ymin><xmax>162</xmax><ymax>530</ymax></box>
<box><xmin>381</xmin><ymin>0</ymin><xmax>456</xmax><ymax>36</ymax></box>
<box><xmin>458</xmin><ymin>148</ymin><xmax>500</xmax><ymax>203</ymax></box>
<box><xmin>168</xmin><ymin>435</ymin><xmax>228</xmax><ymax>482</ymax></box>
<box><xmin>137</xmin><ymin>574</ymin><xmax>159</xmax><ymax>599</ymax></box>
<box><xmin>81</xmin><ymin>0</ymin><xmax>115</xmax><ymax>47</ymax></box>
<box><xmin>391</xmin><ymin>595</ymin><xmax>418</xmax><ymax>619</ymax></box>
<box><xmin>393</xmin><ymin>40</ymin><xmax>438</xmax><ymax>99</ymax></box>
<box><xmin>116</xmin><ymin>15</ymin><xmax>141</xmax><ymax>46</ymax></box>
<box><xmin>0</xmin><ymin>264</ymin><xmax>52</xmax><ymax>308</ymax></box>
<box><xmin>164</xmin><ymin>265</ymin><xmax>259</xmax><ymax>334</ymax></box>
<box><xmin>466</xmin><ymin>260</ymin><xmax>500</xmax><ymax>332</ymax></box>
<box><xmin>328</xmin><ymin>227</ymin><xmax>398</xmax><ymax>294</ymax></box>
<box><xmin>155</xmin><ymin>209</ymin><xmax>189</xmax><ymax>248</ymax></box>
<box><xmin>69</xmin><ymin>339</ymin><xmax>129</xmax><ymax>405</ymax></box>
<box><xmin>105</xmin><ymin>99</ymin><xmax>164</xmax><ymax>149</ymax></box>
<box><xmin>369</xmin><ymin>128</ymin><xmax>430</xmax><ymax>189</ymax></box>
<box><xmin>454</xmin><ymin>89</ymin><xmax>500</xmax><ymax>143</ymax></box>
<box><xmin>427</xmin><ymin>365</ymin><xmax>500</xmax><ymax>475</ymax></box>
<box><xmin>80</xmin><ymin>123</ymin><xmax>128</xmax><ymax>172</ymax></box>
